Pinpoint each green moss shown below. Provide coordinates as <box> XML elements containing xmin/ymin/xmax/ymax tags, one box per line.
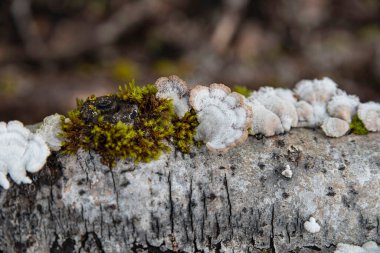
<box><xmin>350</xmin><ymin>115</ymin><xmax>369</xmax><ymax>135</ymax></box>
<box><xmin>232</xmin><ymin>85</ymin><xmax>252</xmax><ymax>97</ymax></box>
<box><xmin>172</xmin><ymin>109</ymin><xmax>199</xmax><ymax>153</ymax></box>
<box><xmin>61</xmin><ymin>80</ymin><xmax>199</xmax><ymax>166</ymax></box>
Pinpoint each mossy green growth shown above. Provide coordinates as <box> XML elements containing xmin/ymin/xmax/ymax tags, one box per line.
<box><xmin>61</xmin><ymin>80</ymin><xmax>199</xmax><ymax>166</ymax></box>
<box><xmin>232</xmin><ymin>85</ymin><xmax>252</xmax><ymax>97</ymax></box>
<box><xmin>350</xmin><ymin>115</ymin><xmax>369</xmax><ymax>135</ymax></box>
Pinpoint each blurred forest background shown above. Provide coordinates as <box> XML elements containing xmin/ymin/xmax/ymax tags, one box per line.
<box><xmin>1</xmin><ymin>0</ymin><xmax>380</xmax><ymax>123</ymax></box>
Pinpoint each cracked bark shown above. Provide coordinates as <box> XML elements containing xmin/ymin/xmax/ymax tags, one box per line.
<box><xmin>0</xmin><ymin>129</ymin><xmax>380</xmax><ymax>253</ymax></box>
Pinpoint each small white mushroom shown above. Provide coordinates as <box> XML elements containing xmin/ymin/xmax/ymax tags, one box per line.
<box><xmin>281</xmin><ymin>165</ymin><xmax>293</xmax><ymax>178</ymax></box>
<box><xmin>36</xmin><ymin>114</ymin><xmax>65</xmax><ymax>151</ymax></box>
<box><xmin>155</xmin><ymin>75</ymin><xmax>190</xmax><ymax>118</ymax></box>
<box><xmin>358</xmin><ymin>102</ymin><xmax>380</xmax><ymax>132</ymax></box>
<box><xmin>327</xmin><ymin>91</ymin><xmax>360</xmax><ymax>122</ymax></box>
<box><xmin>189</xmin><ymin>83</ymin><xmax>252</xmax><ymax>153</ymax></box>
<box><xmin>0</xmin><ymin>121</ymin><xmax>50</xmax><ymax>189</ymax></box>
<box><xmin>295</xmin><ymin>101</ymin><xmax>315</xmax><ymax>127</ymax></box>
<box><xmin>334</xmin><ymin>241</ymin><xmax>380</xmax><ymax>253</ymax></box>
<box><xmin>294</xmin><ymin>77</ymin><xmax>338</xmax><ymax>125</ymax></box>
<box><xmin>245</xmin><ymin>100</ymin><xmax>284</xmax><ymax>137</ymax></box>
<box><xmin>321</xmin><ymin>117</ymin><xmax>350</xmax><ymax>138</ymax></box>
<box><xmin>304</xmin><ymin>217</ymin><xmax>321</xmax><ymax>234</ymax></box>
<box><xmin>249</xmin><ymin>87</ymin><xmax>298</xmax><ymax>131</ymax></box>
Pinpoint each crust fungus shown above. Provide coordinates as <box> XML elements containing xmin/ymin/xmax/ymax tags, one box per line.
<box><xmin>304</xmin><ymin>217</ymin><xmax>321</xmax><ymax>234</ymax></box>
<box><xmin>245</xmin><ymin>100</ymin><xmax>284</xmax><ymax>137</ymax></box>
<box><xmin>0</xmin><ymin>121</ymin><xmax>50</xmax><ymax>189</ymax></box>
<box><xmin>155</xmin><ymin>75</ymin><xmax>190</xmax><ymax>118</ymax></box>
<box><xmin>189</xmin><ymin>83</ymin><xmax>252</xmax><ymax>153</ymax></box>
<box><xmin>294</xmin><ymin>77</ymin><xmax>338</xmax><ymax>125</ymax></box>
<box><xmin>358</xmin><ymin>102</ymin><xmax>380</xmax><ymax>132</ymax></box>
<box><xmin>327</xmin><ymin>92</ymin><xmax>360</xmax><ymax>122</ymax></box>
<box><xmin>321</xmin><ymin>117</ymin><xmax>350</xmax><ymax>138</ymax></box>
<box><xmin>334</xmin><ymin>241</ymin><xmax>380</xmax><ymax>253</ymax></box>
<box><xmin>249</xmin><ymin>87</ymin><xmax>298</xmax><ymax>131</ymax></box>
<box><xmin>295</xmin><ymin>101</ymin><xmax>315</xmax><ymax>127</ymax></box>
<box><xmin>36</xmin><ymin>114</ymin><xmax>65</xmax><ymax>151</ymax></box>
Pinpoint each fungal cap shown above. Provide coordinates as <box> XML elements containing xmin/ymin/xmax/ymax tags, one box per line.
<box><xmin>294</xmin><ymin>77</ymin><xmax>338</xmax><ymax>104</ymax></box>
<box><xmin>189</xmin><ymin>83</ymin><xmax>252</xmax><ymax>153</ymax></box>
<box><xmin>0</xmin><ymin>121</ymin><xmax>50</xmax><ymax>189</ymax></box>
<box><xmin>249</xmin><ymin>87</ymin><xmax>298</xmax><ymax>131</ymax></box>
<box><xmin>274</xmin><ymin>88</ymin><xmax>297</xmax><ymax>104</ymax></box>
<box><xmin>281</xmin><ymin>165</ymin><xmax>293</xmax><ymax>178</ymax></box>
<box><xmin>358</xmin><ymin>102</ymin><xmax>380</xmax><ymax>132</ymax></box>
<box><xmin>334</xmin><ymin>241</ymin><xmax>380</xmax><ymax>253</ymax></box>
<box><xmin>321</xmin><ymin>117</ymin><xmax>350</xmax><ymax>138</ymax></box>
<box><xmin>155</xmin><ymin>75</ymin><xmax>190</xmax><ymax>118</ymax></box>
<box><xmin>304</xmin><ymin>217</ymin><xmax>321</xmax><ymax>233</ymax></box>
<box><xmin>246</xmin><ymin>100</ymin><xmax>284</xmax><ymax>137</ymax></box>
<box><xmin>327</xmin><ymin>92</ymin><xmax>360</xmax><ymax>122</ymax></box>
<box><xmin>295</xmin><ymin>101</ymin><xmax>315</xmax><ymax>127</ymax></box>
<box><xmin>36</xmin><ymin>114</ymin><xmax>65</xmax><ymax>151</ymax></box>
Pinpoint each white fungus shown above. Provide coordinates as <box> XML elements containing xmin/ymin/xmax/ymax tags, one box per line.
<box><xmin>245</xmin><ymin>100</ymin><xmax>284</xmax><ymax>137</ymax></box>
<box><xmin>327</xmin><ymin>91</ymin><xmax>360</xmax><ymax>122</ymax></box>
<box><xmin>294</xmin><ymin>77</ymin><xmax>338</xmax><ymax>126</ymax></box>
<box><xmin>358</xmin><ymin>102</ymin><xmax>380</xmax><ymax>132</ymax></box>
<box><xmin>295</xmin><ymin>101</ymin><xmax>315</xmax><ymax>127</ymax></box>
<box><xmin>0</xmin><ymin>121</ymin><xmax>50</xmax><ymax>189</ymax></box>
<box><xmin>304</xmin><ymin>217</ymin><xmax>321</xmax><ymax>233</ymax></box>
<box><xmin>189</xmin><ymin>83</ymin><xmax>252</xmax><ymax>153</ymax></box>
<box><xmin>249</xmin><ymin>87</ymin><xmax>298</xmax><ymax>131</ymax></box>
<box><xmin>281</xmin><ymin>165</ymin><xmax>293</xmax><ymax>178</ymax></box>
<box><xmin>155</xmin><ymin>75</ymin><xmax>190</xmax><ymax>118</ymax></box>
<box><xmin>321</xmin><ymin>117</ymin><xmax>350</xmax><ymax>138</ymax></box>
<box><xmin>334</xmin><ymin>241</ymin><xmax>380</xmax><ymax>253</ymax></box>
<box><xmin>36</xmin><ymin>114</ymin><xmax>64</xmax><ymax>151</ymax></box>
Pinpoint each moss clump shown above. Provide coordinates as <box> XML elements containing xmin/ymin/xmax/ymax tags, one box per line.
<box><xmin>232</xmin><ymin>85</ymin><xmax>252</xmax><ymax>97</ymax></box>
<box><xmin>61</xmin><ymin>80</ymin><xmax>199</xmax><ymax>166</ymax></box>
<box><xmin>350</xmin><ymin>115</ymin><xmax>369</xmax><ymax>135</ymax></box>
<box><xmin>172</xmin><ymin>109</ymin><xmax>199</xmax><ymax>153</ymax></box>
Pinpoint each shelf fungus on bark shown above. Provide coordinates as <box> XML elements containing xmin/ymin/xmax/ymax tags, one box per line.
<box><xmin>304</xmin><ymin>217</ymin><xmax>321</xmax><ymax>234</ymax></box>
<box><xmin>189</xmin><ymin>83</ymin><xmax>252</xmax><ymax>153</ymax></box>
<box><xmin>0</xmin><ymin>121</ymin><xmax>50</xmax><ymax>189</ymax></box>
<box><xmin>358</xmin><ymin>102</ymin><xmax>380</xmax><ymax>132</ymax></box>
<box><xmin>246</xmin><ymin>99</ymin><xmax>284</xmax><ymax>137</ymax></box>
<box><xmin>248</xmin><ymin>87</ymin><xmax>298</xmax><ymax>131</ymax></box>
<box><xmin>321</xmin><ymin>117</ymin><xmax>350</xmax><ymax>138</ymax></box>
<box><xmin>294</xmin><ymin>77</ymin><xmax>338</xmax><ymax>126</ymax></box>
<box><xmin>334</xmin><ymin>241</ymin><xmax>380</xmax><ymax>253</ymax></box>
<box><xmin>155</xmin><ymin>75</ymin><xmax>190</xmax><ymax>118</ymax></box>
<box><xmin>327</xmin><ymin>92</ymin><xmax>360</xmax><ymax>122</ymax></box>
<box><xmin>295</xmin><ymin>101</ymin><xmax>315</xmax><ymax>127</ymax></box>
<box><xmin>36</xmin><ymin>114</ymin><xmax>65</xmax><ymax>151</ymax></box>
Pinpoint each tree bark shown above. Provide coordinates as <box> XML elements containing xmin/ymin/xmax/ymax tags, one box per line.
<box><xmin>1</xmin><ymin>128</ymin><xmax>380</xmax><ymax>253</ymax></box>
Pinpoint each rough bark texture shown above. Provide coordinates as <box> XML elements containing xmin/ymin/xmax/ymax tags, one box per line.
<box><xmin>0</xmin><ymin>129</ymin><xmax>380</xmax><ymax>253</ymax></box>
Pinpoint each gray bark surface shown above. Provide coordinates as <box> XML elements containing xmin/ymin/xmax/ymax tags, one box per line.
<box><xmin>0</xmin><ymin>129</ymin><xmax>380</xmax><ymax>253</ymax></box>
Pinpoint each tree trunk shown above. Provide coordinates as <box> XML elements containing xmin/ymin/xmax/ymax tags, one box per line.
<box><xmin>0</xmin><ymin>128</ymin><xmax>380</xmax><ymax>253</ymax></box>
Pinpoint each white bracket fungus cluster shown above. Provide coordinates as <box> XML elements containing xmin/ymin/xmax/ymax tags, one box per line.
<box><xmin>304</xmin><ymin>216</ymin><xmax>321</xmax><ymax>234</ymax></box>
<box><xmin>36</xmin><ymin>114</ymin><xmax>65</xmax><ymax>151</ymax></box>
<box><xmin>0</xmin><ymin>121</ymin><xmax>50</xmax><ymax>189</ymax></box>
<box><xmin>358</xmin><ymin>102</ymin><xmax>380</xmax><ymax>132</ymax></box>
<box><xmin>189</xmin><ymin>83</ymin><xmax>253</xmax><ymax>153</ymax></box>
<box><xmin>334</xmin><ymin>241</ymin><xmax>380</xmax><ymax>253</ymax></box>
<box><xmin>155</xmin><ymin>75</ymin><xmax>190</xmax><ymax>118</ymax></box>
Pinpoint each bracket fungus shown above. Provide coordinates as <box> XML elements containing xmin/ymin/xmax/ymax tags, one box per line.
<box><xmin>155</xmin><ymin>75</ymin><xmax>190</xmax><ymax>118</ymax></box>
<box><xmin>327</xmin><ymin>92</ymin><xmax>360</xmax><ymax>122</ymax></box>
<box><xmin>304</xmin><ymin>217</ymin><xmax>321</xmax><ymax>234</ymax></box>
<box><xmin>36</xmin><ymin>114</ymin><xmax>65</xmax><ymax>151</ymax></box>
<box><xmin>189</xmin><ymin>83</ymin><xmax>252</xmax><ymax>153</ymax></box>
<box><xmin>246</xmin><ymin>100</ymin><xmax>284</xmax><ymax>137</ymax></box>
<box><xmin>0</xmin><ymin>121</ymin><xmax>50</xmax><ymax>189</ymax></box>
<box><xmin>334</xmin><ymin>241</ymin><xmax>380</xmax><ymax>253</ymax></box>
<box><xmin>249</xmin><ymin>87</ymin><xmax>298</xmax><ymax>131</ymax></box>
<box><xmin>321</xmin><ymin>117</ymin><xmax>350</xmax><ymax>138</ymax></box>
<box><xmin>294</xmin><ymin>77</ymin><xmax>338</xmax><ymax>126</ymax></box>
<box><xmin>295</xmin><ymin>101</ymin><xmax>315</xmax><ymax>127</ymax></box>
<box><xmin>358</xmin><ymin>102</ymin><xmax>380</xmax><ymax>132</ymax></box>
